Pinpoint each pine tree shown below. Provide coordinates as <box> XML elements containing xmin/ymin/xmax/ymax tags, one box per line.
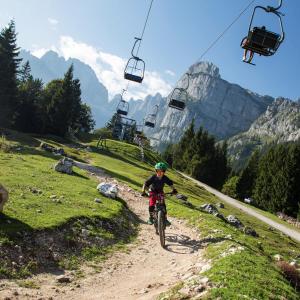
<box><xmin>173</xmin><ymin>119</ymin><xmax>195</xmax><ymax>170</ymax></box>
<box><xmin>0</xmin><ymin>20</ymin><xmax>22</xmax><ymax>128</ymax></box>
<box><xmin>19</xmin><ymin>61</ymin><xmax>32</xmax><ymax>83</ymax></box>
<box><xmin>15</xmin><ymin>77</ymin><xmax>44</xmax><ymax>132</ymax></box>
<box><xmin>236</xmin><ymin>150</ymin><xmax>260</xmax><ymax>200</ymax></box>
<box><xmin>254</xmin><ymin>143</ymin><xmax>300</xmax><ymax>217</ymax></box>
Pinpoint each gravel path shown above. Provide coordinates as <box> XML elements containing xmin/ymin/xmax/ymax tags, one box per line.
<box><xmin>0</xmin><ymin>164</ymin><xmax>209</xmax><ymax>300</ymax></box>
<box><xmin>179</xmin><ymin>172</ymin><xmax>300</xmax><ymax>243</ymax></box>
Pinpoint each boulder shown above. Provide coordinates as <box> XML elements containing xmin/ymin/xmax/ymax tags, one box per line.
<box><xmin>54</xmin><ymin>157</ymin><xmax>74</xmax><ymax>174</ymax></box>
<box><xmin>97</xmin><ymin>182</ymin><xmax>118</xmax><ymax>199</ymax></box>
<box><xmin>0</xmin><ymin>184</ymin><xmax>9</xmax><ymax>212</ymax></box>
<box><xmin>243</xmin><ymin>226</ymin><xmax>259</xmax><ymax>237</ymax></box>
<box><xmin>226</xmin><ymin>215</ymin><xmax>244</xmax><ymax>228</ymax></box>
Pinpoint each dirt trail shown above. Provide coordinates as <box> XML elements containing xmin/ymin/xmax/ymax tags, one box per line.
<box><xmin>0</xmin><ymin>163</ymin><xmax>209</xmax><ymax>300</ymax></box>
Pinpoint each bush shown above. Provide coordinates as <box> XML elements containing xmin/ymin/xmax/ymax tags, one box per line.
<box><xmin>0</xmin><ymin>135</ymin><xmax>11</xmax><ymax>153</ymax></box>
<box><xmin>93</xmin><ymin>128</ymin><xmax>112</xmax><ymax>139</ymax></box>
<box><xmin>221</xmin><ymin>176</ymin><xmax>239</xmax><ymax>198</ymax></box>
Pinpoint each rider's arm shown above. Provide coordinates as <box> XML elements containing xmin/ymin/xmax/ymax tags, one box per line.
<box><xmin>164</xmin><ymin>176</ymin><xmax>177</xmax><ymax>194</ymax></box>
<box><xmin>142</xmin><ymin>175</ymin><xmax>155</xmax><ymax>194</ymax></box>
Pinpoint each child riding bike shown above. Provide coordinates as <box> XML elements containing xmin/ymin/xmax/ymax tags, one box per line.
<box><xmin>142</xmin><ymin>162</ymin><xmax>177</xmax><ymax>226</ymax></box>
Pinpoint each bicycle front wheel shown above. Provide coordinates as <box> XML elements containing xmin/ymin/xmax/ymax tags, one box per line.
<box><xmin>158</xmin><ymin>210</ymin><xmax>166</xmax><ymax>248</ymax></box>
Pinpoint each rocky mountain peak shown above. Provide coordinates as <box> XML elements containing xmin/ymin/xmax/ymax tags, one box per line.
<box><xmin>187</xmin><ymin>61</ymin><xmax>220</xmax><ymax>79</ymax></box>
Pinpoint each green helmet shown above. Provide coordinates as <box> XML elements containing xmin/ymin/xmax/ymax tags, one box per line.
<box><xmin>155</xmin><ymin>162</ymin><xmax>168</xmax><ymax>171</ymax></box>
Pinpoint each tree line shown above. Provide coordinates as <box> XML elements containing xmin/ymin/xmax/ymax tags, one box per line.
<box><xmin>0</xmin><ymin>21</ymin><xmax>95</xmax><ymax>137</ymax></box>
<box><xmin>163</xmin><ymin>120</ymin><xmax>230</xmax><ymax>189</ymax></box>
<box><xmin>222</xmin><ymin>143</ymin><xmax>300</xmax><ymax>219</ymax></box>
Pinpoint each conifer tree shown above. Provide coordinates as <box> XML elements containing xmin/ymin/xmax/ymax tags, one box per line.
<box><xmin>0</xmin><ymin>20</ymin><xmax>22</xmax><ymax>128</ymax></box>
<box><xmin>236</xmin><ymin>150</ymin><xmax>260</xmax><ymax>200</ymax></box>
<box><xmin>173</xmin><ymin>119</ymin><xmax>195</xmax><ymax>170</ymax></box>
<box><xmin>254</xmin><ymin>143</ymin><xmax>300</xmax><ymax>217</ymax></box>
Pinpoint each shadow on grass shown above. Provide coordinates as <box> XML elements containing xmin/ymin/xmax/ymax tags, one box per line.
<box><xmin>100</xmin><ymin>167</ymin><xmax>142</xmax><ymax>188</ymax></box>
<box><xmin>93</xmin><ymin>146</ymin><xmax>152</xmax><ymax>172</ymax></box>
<box><xmin>0</xmin><ymin>213</ymin><xmax>33</xmax><ymax>236</ymax></box>
<box><xmin>72</xmin><ymin>170</ymin><xmax>89</xmax><ymax>180</ymax></box>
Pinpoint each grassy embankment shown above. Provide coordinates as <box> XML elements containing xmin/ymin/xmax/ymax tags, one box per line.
<box><xmin>0</xmin><ymin>130</ymin><xmax>299</xmax><ymax>299</ymax></box>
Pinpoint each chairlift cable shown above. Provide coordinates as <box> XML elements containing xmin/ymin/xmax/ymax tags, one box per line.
<box><xmin>197</xmin><ymin>0</ymin><xmax>256</xmax><ymax>62</ymax></box>
<box><xmin>136</xmin><ymin>0</ymin><xmax>155</xmax><ymax>57</ymax></box>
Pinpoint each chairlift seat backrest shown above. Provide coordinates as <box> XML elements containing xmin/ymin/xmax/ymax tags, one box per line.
<box><xmin>169</xmin><ymin>99</ymin><xmax>185</xmax><ymax>110</ymax></box>
<box><xmin>250</xmin><ymin>27</ymin><xmax>280</xmax><ymax>49</ymax></box>
<box><xmin>124</xmin><ymin>73</ymin><xmax>143</xmax><ymax>83</ymax></box>
<box><xmin>145</xmin><ymin>121</ymin><xmax>155</xmax><ymax>128</ymax></box>
<box><xmin>117</xmin><ymin>109</ymin><xmax>128</xmax><ymax>116</ymax></box>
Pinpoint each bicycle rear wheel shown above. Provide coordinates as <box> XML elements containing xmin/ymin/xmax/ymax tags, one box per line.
<box><xmin>158</xmin><ymin>210</ymin><xmax>165</xmax><ymax>248</ymax></box>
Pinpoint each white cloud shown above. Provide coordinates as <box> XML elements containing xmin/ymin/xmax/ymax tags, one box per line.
<box><xmin>32</xmin><ymin>36</ymin><xmax>172</xmax><ymax>100</ymax></box>
<box><xmin>165</xmin><ymin>69</ymin><xmax>175</xmax><ymax>76</ymax></box>
<box><xmin>48</xmin><ymin>18</ymin><xmax>59</xmax><ymax>26</ymax></box>
<box><xmin>31</xmin><ymin>45</ymin><xmax>58</xmax><ymax>58</ymax></box>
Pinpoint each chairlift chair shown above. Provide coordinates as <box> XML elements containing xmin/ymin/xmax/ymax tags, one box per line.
<box><xmin>144</xmin><ymin>114</ymin><xmax>156</xmax><ymax>128</ymax></box>
<box><xmin>168</xmin><ymin>88</ymin><xmax>187</xmax><ymax>110</ymax></box>
<box><xmin>116</xmin><ymin>99</ymin><xmax>129</xmax><ymax>116</ymax></box>
<box><xmin>168</xmin><ymin>73</ymin><xmax>190</xmax><ymax>110</ymax></box>
<box><xmin>135</xmin><ymin>124</ymin><xmax>143</xmax><ymax>135</ymax></box>
<box><xmin>241</xmin><ymin>0</ymin><xmax>284</xmax><ymax>58</ymax></box>
<box><xmin>124</xmin><ymin>37</ymin><xmax>145</xmax><ymax>83</ymax></box>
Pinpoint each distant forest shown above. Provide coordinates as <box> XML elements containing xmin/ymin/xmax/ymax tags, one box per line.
<box><xmin>0</xmin><ymin>21</ymin><xmax>95</xmax><ymax>137</ymax></box>
<box><xmin>164</xmin><ymin>121</ymin><xmax>300</xmax><ymax>220</ymax></box>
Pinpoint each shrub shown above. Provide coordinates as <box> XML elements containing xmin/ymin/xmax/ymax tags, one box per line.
<box><xmin>0</xmin><ymin>135</ymin><xmax>11</xmax><ymax>152</ymax></box>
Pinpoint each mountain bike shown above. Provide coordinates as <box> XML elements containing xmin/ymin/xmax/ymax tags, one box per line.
<box><xmin>142</xmin><ymin>191</ymin><xmax>176</xmax><ymax>248</ymax></box>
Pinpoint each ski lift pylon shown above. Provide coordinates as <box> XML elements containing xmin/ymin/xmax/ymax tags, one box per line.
<box><xmin>241</xmin><ymin>0</ymin><xmax>284</xmax><ymax>58</ymax></box>
<box><xmin>124</xmin><ymin>38</ymin><xmax>145</xmax><ymax>83</ymax></box>
<box><xmin>168</xmin><ymin>73</ymin><xmax>191</xmax><ymax>111</ymax></box>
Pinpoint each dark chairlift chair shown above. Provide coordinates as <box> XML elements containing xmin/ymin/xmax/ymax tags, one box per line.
<box><xmin>168</xmin><ymin>73</ymin><xmax>191</xmax><ymax>111</ymax></box>
<box><xmin>144</xmin><ymin>104</ymin><xmax>159</xmax><ymax>128</ymax></box>
<box><xmin>241</xmin><ymin>0</ymin><xmax>284</xmax><ymax>60</ymax></box>
<box><xmin>124</xmin><ymin>37</ymin><xmax>145</xmax><ymax>83</ymax></box>
<box><xmin>116</xmin><ymin>90</ymin><xmax>129</xmax><ymax>116</ymax></box>
<box><xmin>135</xmin><ymin>124</ymin><xmax>143</xmax><ymax>135</ymax></box>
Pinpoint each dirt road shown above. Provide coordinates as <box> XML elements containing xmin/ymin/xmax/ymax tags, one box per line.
<box><xmin>179</xmin><ymin>172</ymin><xmax>300</xmax><ymax>243</ymax></box>
<box><xmin>0</xmin><ymin>166</ymin><xmax>209</xmax><ymax>300</ymax></box>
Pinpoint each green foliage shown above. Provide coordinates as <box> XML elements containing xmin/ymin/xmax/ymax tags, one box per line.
<box><xmin>236</xmin><ymin>150</ymin><xmax>260</xmax><ymax>200</ymax></box>
<box><xmin>93</xmin><ymin>127</ymin><xmax>111</xmax><ymax>138</ymax></box>
<box><xmin>254</xmin><ymin>143</ymin><xmax>300</xmax><ymax>217</ymax></box>
<box><xmin>0</xmin><ymin>20</ymin><xmax>21</xmax><ymax>128</ymax></box>
<box><xmin>0</xmin><ymin>135</ymin><xmax>11</xmax><ymax>152</ymax></box>
<box><xmin>167</xmin><ymin>121</ymin><xmax>229</xmax><ymax>189</ymax></box>
<box><xmin>221</xmin><ymin>175</ymin><xmax>239</xmax><ymax>198</ymax></box>
<box><xmin>0</xmin><ymin>21</ymin><xmax>95</xmax><ymax>137</ymax></box>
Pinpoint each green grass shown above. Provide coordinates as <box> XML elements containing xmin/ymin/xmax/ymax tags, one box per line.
<box><xmin>0</xmin><ymin>131</ymin><xmax>299</xmax><ymax>299</ymax></box>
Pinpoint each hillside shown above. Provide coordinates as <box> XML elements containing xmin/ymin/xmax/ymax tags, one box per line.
<box><xmin>226</xmin><ymin>98</ymin><xmax>300</xmax><ymax>170</ymax></box>
<box><xmin>147</xmin><ymin>62</ymin><xmax>274</xmax><ymax>151</ymax></box>
<box><xmin>0</xmin><ymin>129</ymin><xmax>300</xmax><ymax>299</ymax></box>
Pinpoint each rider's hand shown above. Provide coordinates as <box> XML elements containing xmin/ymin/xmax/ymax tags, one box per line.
<box><xmin>172</xmin><ymin>189</ymin><xmax>178</xmax><ymax>195</ymax></box>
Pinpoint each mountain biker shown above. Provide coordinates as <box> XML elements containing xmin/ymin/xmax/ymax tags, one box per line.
<box><xmin>141</xmin><ymin>162</ymin><xmax>177</xmax><ymax>226</ymax></box>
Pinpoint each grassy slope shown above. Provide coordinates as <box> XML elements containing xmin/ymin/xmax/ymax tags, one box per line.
<box><xmin>0</xmin><ymin>131</ymin><xmax>299</xmax><ymax>299</ymax></box>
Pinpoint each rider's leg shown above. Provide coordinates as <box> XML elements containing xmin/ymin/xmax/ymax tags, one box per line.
<box><xmin>148</xmin><ymin>206</ymin><xmax>155</xmax><ymax>224</ymax></box>
<box><xmin>163</xmin><ymin>203</ymin><xmax>171</xmax><ymax>226</ymax></box>
<box><xmin>148</xmin><ymin>192</ymin><xmax>156</xmax><ymax>224</ymax></box>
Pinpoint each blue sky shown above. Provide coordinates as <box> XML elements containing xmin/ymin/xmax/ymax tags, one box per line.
<box><xmin>0</xmin><ymin>0</ymin><xmax>299</xmax><ymax>100</ymax></box>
